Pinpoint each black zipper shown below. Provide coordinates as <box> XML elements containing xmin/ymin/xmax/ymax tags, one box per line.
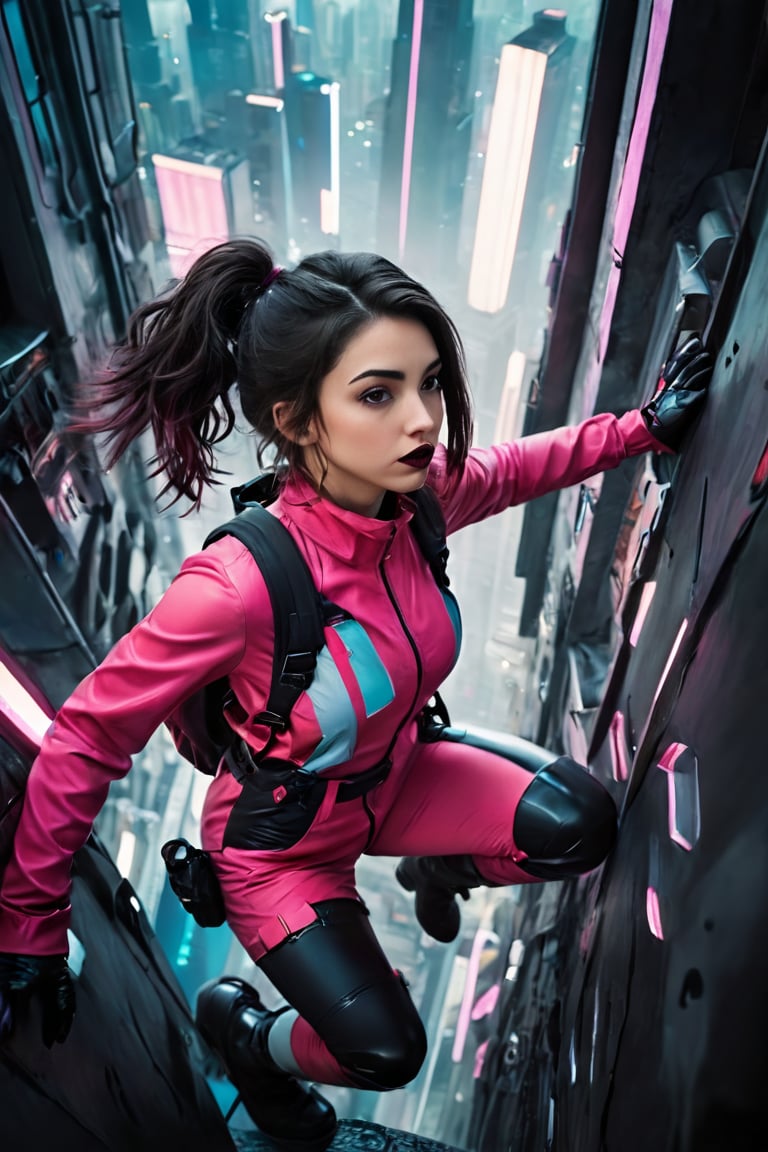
<box><xmin>379</xmin><ymin>536</ymin><xmax>424</xmax><ymax>730</ymax></box>
<box><xmin>361</xmin><ymin>526</ymin><xmax>424</xmax><ymax>850</ymax></box>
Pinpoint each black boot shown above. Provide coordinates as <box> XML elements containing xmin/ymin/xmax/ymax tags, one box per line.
<box><xmin>195</xmin><ymin>977</ymin><xmax>337</xmax><ymax>1152</ymax></box>
<box><xmin>395</xmin><ymin>854</ymin><xmax>484</xmax><ymax>943</ymax></box>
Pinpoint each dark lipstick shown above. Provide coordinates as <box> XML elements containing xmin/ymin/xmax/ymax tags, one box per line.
<box><xmin>398</xmin><ymin>445</ymin><xmax>434</xmax><ymax>468</ymax></box>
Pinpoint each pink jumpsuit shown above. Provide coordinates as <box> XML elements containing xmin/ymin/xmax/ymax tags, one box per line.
<box><xmin>0</xmin><ymin>410</ymin><xmax>663</xmax><ymax>1085</ymax></box>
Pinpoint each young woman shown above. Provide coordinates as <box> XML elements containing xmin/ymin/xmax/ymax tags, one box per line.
<box><xmin>0</xmin><ymin>240</ymin><xmax>711</xmax><ymax>1151</ymax></box>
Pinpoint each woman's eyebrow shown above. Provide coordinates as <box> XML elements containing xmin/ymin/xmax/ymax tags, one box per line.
<box><xmin>348</xmin><ymin>368</ymin><xmax>404</xmax><ymax>384</ymax></box>
<box><xmin>348</xmin><ymin>357</ymin><xmax>442</xmax><ymax>386</ymax></box>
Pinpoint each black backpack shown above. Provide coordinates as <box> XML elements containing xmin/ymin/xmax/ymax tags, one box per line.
<box><xmin>167</xmin><ymin>474</ymin><xmax>450</xmax><ymax>779</ymax></box>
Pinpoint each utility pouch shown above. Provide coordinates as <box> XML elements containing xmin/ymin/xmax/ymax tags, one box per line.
<box><xmin>161</xmin><ymin>838</ymin><xmax>226</xmax><ymax>928</ymax></box>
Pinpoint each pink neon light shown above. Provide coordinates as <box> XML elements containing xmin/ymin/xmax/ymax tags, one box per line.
<box><xmin>398</xmin><ymin>0</ymin><xmax>424</xmax><ymax>260</ymax></box>
<box><xmin>650</xmin><ymin>618</ymin><xmax>688</xmax><ymax>713</ymax></box>
<box><xmin>246</xmin><ymin>94</ymin><xmax>284</xmax><ymax>110</ymax></box>
<box><xmin>471</xmin><ymin>982</ymin><xmax>500</xmax><ymax>1021</ymax></box>
<box><xmin>473</xmin><ymin>1038</ymin><xmax>489</xmax><ymax>1079</ymax></box>
<box><xmin>452</xmin><ymin>929</ymin><xmax>497</xmax><ymax>1063</ymax></box>
<box><xmin>646</xmin><ymin>886</ymin><xmax>664</xmax><ymax>940</ymax></box>
<box><xmin>752</xmin><ymin>439</ymin><xmax>768</xmax><ymax>490</ymax></box>
<box><xmin>657</xmin><ymin>741</ymin><xmax>686</xmax><ymax>773</ymax></box>
<box><xmin>658</xmin><ymin>742</ymin><xmax>694</xmax><ymax>850</ymax></box>
<box><xmin>629</xmin><ymin>581</ymin><xmax>656</xmax><ymax>647</ymax></box>
<box><xmin>0</xmin><ymin>657</ymin><xmax>53</xmax><ymax>750</ymax></box>
<box><xmin>152</xmin><ymin>156</ymin><xmax>228</xmax><ymax>278</ymax></box>
<box><xmin>598</xmin><ymin>0</ymin><xmax>674</xmax><ymax>362</ymax></box>
<box><xmin>272</xmin><ymin>20</ymin><xmax>285</xmax><ymax>91</ymax></box>
<box><xmin>609</xmin><ymin>710</ymin><xmax>629</xmax><ymax>782</ymax></box>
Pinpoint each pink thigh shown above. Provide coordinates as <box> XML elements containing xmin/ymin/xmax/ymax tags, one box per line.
<box><xmin>367</xmin><ymin>737</ymin><xmax>540</xmax><ymax>886</ymax></box>
<box><xmin>210</xmin><ymin>778</ymin><xmax>372</xmax><ymax>961</ymax></box>
<box><xmin>210</xmin><ymin>738</ymin><xmax>542</xmax><ymax>963</ymax></box>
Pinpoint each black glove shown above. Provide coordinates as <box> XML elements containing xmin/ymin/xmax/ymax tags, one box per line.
<box><xmin>0</xmin><ymin>952</ymin><xmax>75</xmax><ymax>1047</ymax></box>
<box><xmin>641</xmin><ymin>334</ymin><xmax>713</xmax><ymax>447</ymax></box>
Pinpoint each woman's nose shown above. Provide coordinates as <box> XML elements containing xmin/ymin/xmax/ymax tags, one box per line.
<box><xmin>404</xmin><ymin>392</ymin><xmax>438</xmax><ymax>433</ymax></box>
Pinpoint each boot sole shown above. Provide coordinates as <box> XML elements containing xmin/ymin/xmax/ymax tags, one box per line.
<box><xmin>201</xmin><ymin>1031</ymin><xmax>338</xmax><ymax>1152</ymax></box>
<box><xmin>196</xmin><ymin>980</ymin><xmax>338</xmax><ymax>1152</ymax></box>
<box><xmin>227</xmin><ymin>1088</ymin><xmax>338</xmax><ymax>1152</ymax></box>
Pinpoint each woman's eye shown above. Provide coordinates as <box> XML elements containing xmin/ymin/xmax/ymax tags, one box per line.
<box><xmin>422</xmin><ymin>375</ymin><xmax>442</xmax><ymax>392</ymax></box>
<box><xmin>360</xmin><ymin>387</ymin><xmax>391</xmax><ymax>405</ymax></box>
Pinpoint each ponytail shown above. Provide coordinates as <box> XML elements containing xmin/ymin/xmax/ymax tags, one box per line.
<box><xmin>73</xmin><ymin>240</ymin><xmax>275</xmax><ymax>508</ymax></box>
<box><xmin>73</xmin><ymin>239</ymin><xmax>475</xmax><ymax>509</ymax></box>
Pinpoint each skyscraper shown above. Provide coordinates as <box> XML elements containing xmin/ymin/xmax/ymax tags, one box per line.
<box><xmin>378</xmin><ymin>0</ymin><xmax>475</xmax><ymax>280</ymax></box>
<box><xmin>287</xmin><ymin>71</ymin><xmax>341</xmax><ymax>248</ymax></box>
<box><xmin>468</xmin><ymin>9</ymin><xmax>575</xmax><ymax>318</ymax></box>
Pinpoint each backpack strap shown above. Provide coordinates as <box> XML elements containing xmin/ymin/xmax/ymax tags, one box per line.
<box><xmin>202</xmin><ymin>483</ymin><xmax>447</xmax><ymax>750</ymax></box>
<box><xmin>410</xmin><ymin>486</ymin><xmax>450</xmax><ymax>587</ymax></box>
<box><xmin>230</xmin><ymin>472</ymin><xmax>282</xmax><ymax>512</ymax></box>
<box><xmin>205</xmin><ymin>504</ymin><xmax>325</xmax><ymax>732</ymax></box>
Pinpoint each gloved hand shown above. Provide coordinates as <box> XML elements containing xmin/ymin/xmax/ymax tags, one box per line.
<box><xmin>0</xmin><ymin>952</ymin><xmax>75</xmax><ymax>1047</ymax></box>
<box><xmin>641</xmin><ymin>334</ymin><xmax>713</xmax><ymax>447</ymax></box>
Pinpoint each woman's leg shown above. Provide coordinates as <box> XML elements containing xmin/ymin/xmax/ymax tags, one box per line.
<box><xmin>372</xmin><ymin>732</ymin><xmax>616</xmax><ymax>879</ymax></box>
<box><xmin>369</xmin><ymin>732</ymin><xmax>617</xmax><ymax>939</ymax></box>
<box><xmin>196</xmin><ymin>897</ymin><xmax>426</xmax><ymax>1149</ymax></box>
<box><xmin>199</xmin><ymin>775</ymin><xmax>427</xmax><ymax>1148</ymax></box>
<box><xmin>196</xmin><ymin>975</ymin><xmax>339</xmax><ymax>1152</ymax></box>
<box><xmin>257</xmin><ymin>898</ymin><xmax>427</xmax><ymax>1091</ymax></box>
<box><xmin>199</xmin><ymin>897</ymin><xmax>425</xmax><ymax>1088</ymax></box>
<box><xmin>198</xmin><ymin>780</ymin><xmax>429</xmax><ymax>1148</ymax></box>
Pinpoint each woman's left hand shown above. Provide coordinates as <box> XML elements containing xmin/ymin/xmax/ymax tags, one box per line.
<box><xmin>0</xmin><ymin>952</ymin><xmax>75</xmax><ymax>1048</ymax></box>
<box><xmin>641</xmin><ymin>334</ymin><xmax>713</xmax><ymax>447</ymax></box>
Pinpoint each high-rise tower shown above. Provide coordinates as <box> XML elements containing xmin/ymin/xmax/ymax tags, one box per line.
<box><xmin>378</xmin><ymin>0</ymin><xmax>475</xmax><ymax>280</ymax></box>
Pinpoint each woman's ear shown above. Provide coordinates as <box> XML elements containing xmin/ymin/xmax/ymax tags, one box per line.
<box><xmin>272</xmin><ymin>402</ymin><xmax>317</xmax><ymax>445</ymax></box>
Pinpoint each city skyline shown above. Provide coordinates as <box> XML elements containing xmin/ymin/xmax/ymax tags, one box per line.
<box><xmin>127</xmin><ymin>0</ymin><xmax>602</xmax><ymax>739</ymax></box>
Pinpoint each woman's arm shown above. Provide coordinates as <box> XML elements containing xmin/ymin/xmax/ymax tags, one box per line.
<box><xmin>434</xmin><ymin>336</ymin><xmax>713</xmax><ymax>534</ymax></box>
<box><xmin>433</xmin><ymin>408</ymin><xmax>668</xmax><ymax>534</ymax></box>
<box><xmin>0</xmin><ymin>541</ymin><xmax>265</xmax><ymax>957</ymax></box>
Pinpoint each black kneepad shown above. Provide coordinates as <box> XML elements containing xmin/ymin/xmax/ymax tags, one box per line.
<box><xmin>339</xmin><ymin>973</ymin><xmax>427</xmax><ymax>1092</ymax></box>
<box><xmin>513</xmin><ymin>756</ymin><xmax>617</xmax><ymax>879</ymax></box>
<box><xmin>258</xmin><ymin>899</ymin><xmax>427</xmax><ymax>1091</ymax></box>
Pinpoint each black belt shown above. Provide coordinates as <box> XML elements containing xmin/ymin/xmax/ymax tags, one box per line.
<box><xmin>336</xmin><ymin>757</ymin><xmax>392</xmax><ymax>802</ymax></box>
<box><xmin>228</xmin><ymin>741</ymin><xmax>391</xmax><ymax>803</ymax></box>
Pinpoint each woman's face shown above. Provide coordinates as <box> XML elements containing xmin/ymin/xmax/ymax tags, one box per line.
<box><xmin>300</xmin><ymin>315</ymin><xmax>445</xmax><ymax>517</ymax></box>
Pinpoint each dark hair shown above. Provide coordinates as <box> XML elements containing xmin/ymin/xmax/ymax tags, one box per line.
<box><xmin>74</xmin><ymin>238</ymin><xmax>473</xmax><ymax>507</ymax></box>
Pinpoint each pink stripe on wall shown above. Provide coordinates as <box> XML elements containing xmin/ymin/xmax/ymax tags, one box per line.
<box><xmin>629</xmin><ymin>581</ymin><xmax>657</xmax><ymax>647</ymax></box>
<box><xmin>646</xmin><ymin>885</ymin><xmax>664</xmax><ymax>939</ymax></box>
<box><xmin>596</xmin><ymin>0</ymin><xmax>675</xmax><ymax>370</ymax></box>
<box><xmin>272</xmin><ymin>20</ymin><xmax>285</xmax><ymax>91</ymax></box>
<box><xmin>609</xmin><ymin>710</ymin><xmax>630</xmax><ymax>782</ymax></box>
<box><xmin>452</xmin><ymin>929</ymin><xmax>498</xmax><ymax>1063</ymax></box>
<box><xmin>657</xmin><ymin>742</ymin><xmax>697</xmax><ymax>851</ymax></box>
<box><xmin>398</xmin><ymin>0</ymin><xmax>424</xmax><ymax>260</ymax></box>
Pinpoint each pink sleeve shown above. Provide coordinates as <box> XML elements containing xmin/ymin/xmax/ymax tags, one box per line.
<box><xmin>0</xmin><ymin>543</ymin><xmax>267</xmax><ymax>955</ymax></box>
<box><xmin>431</xmin><ymin>409</ymin><xmax>670</xmax><ymax>534</ymax></box>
